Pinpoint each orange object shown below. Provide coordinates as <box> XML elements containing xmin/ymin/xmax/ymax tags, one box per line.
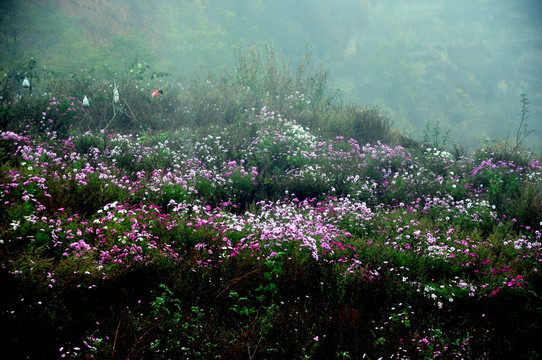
<box><xmin>151</xmin><ymin>89</ymin><xmax>163</xmax><ymax>98</ymax></box>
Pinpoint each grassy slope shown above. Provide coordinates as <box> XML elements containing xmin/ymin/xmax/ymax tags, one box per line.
<box><xmin>0</xmin><ymin>52</ymin><xmax>541</xmax><ymax>359</ymax></box>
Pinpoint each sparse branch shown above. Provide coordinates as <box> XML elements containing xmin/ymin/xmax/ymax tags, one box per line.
<box><xmin>515</xmin><ymin>93</ymin><xmax>535</xmax><ymax>150</ymax></box>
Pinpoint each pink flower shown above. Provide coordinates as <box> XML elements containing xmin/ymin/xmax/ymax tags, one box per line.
<box><xmin>491</xmin><ymin>287</ymin><xmax>500</xmax><ymax>296</ymax></box>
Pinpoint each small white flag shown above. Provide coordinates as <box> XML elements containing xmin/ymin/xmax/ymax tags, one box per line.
<box><xmin>113</xmin><ymin>86</ymin><xmax>119</xmax><ymax>103</ymax></box>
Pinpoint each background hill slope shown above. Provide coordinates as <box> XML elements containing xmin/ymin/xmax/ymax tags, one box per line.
<box><xmin>1</xmin><ymin>0</ymin><xmax>541</xmax><ymax>147</ymax></box>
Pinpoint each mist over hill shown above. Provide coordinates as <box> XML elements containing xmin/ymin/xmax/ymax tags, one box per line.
<box><xmin>2</xmin><ymin>2</ymin><xmax>542</xmax><ymax>359</ymax></box>
<box><xmin>1</xmin><ymin>0</ymin><xmax>541</xmax><ymax>147</ymax></box>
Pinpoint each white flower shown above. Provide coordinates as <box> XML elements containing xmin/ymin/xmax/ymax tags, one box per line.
<box><xmin>11</xmin><ymin>220</ymin><xmax>20</xmax><ymax>230</ymax></box>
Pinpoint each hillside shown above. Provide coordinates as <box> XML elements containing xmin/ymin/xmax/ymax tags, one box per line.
<box><xmin>0</xmin><ymin>45</ymin><xmax>542</xmax><ymax>358</ymax></box>
<box><xmin>1</xmin><ymin>0</ymin><xmax>541</xmax><ymax>147</ymax></box>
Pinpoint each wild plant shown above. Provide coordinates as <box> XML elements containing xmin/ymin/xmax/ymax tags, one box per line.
<box><xmin>423</xmin><ymin>119</ymin><xmax>452</xmax><ymax>151</ymax></box>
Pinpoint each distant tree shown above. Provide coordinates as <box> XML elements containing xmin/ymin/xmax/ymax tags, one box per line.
<box><xmin>0</xmin><ymin>1</ymin><xmax>64</xmax><ymax>62</ymax></box>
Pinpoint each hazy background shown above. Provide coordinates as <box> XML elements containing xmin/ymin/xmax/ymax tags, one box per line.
<box><xmin>1</xmin><ymin>0</ymin><xmax>541</xmax><ymax>147</ymax></box>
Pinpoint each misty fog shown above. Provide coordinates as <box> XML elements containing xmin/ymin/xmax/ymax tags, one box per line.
<box><xmin>1</xmin><ymin>0</ymin><xmax>541</xmax><ymax>147</ymax></box>
<box><xmin>330</xmin><ymin>0</ymin><xmax>542</xmax><ymax>147</ymax></box>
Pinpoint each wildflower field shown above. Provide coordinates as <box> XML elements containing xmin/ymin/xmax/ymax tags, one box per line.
<box><xmin>1</xmin><ymin>55</ymin><xmax>541</xmax><ymax>359</ymax></box>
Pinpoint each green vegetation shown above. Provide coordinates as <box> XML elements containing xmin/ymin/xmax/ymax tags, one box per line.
<box><xmin>0</xmin><ymin>50</ymin><xmax>541</xmax><ymax>359</ymax></box>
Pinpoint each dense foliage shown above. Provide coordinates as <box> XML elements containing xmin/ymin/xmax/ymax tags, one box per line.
<box><xmin>1</xmin><ymin>51</ymin><xmax>541</xmax><ymax>359</ymax></box>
